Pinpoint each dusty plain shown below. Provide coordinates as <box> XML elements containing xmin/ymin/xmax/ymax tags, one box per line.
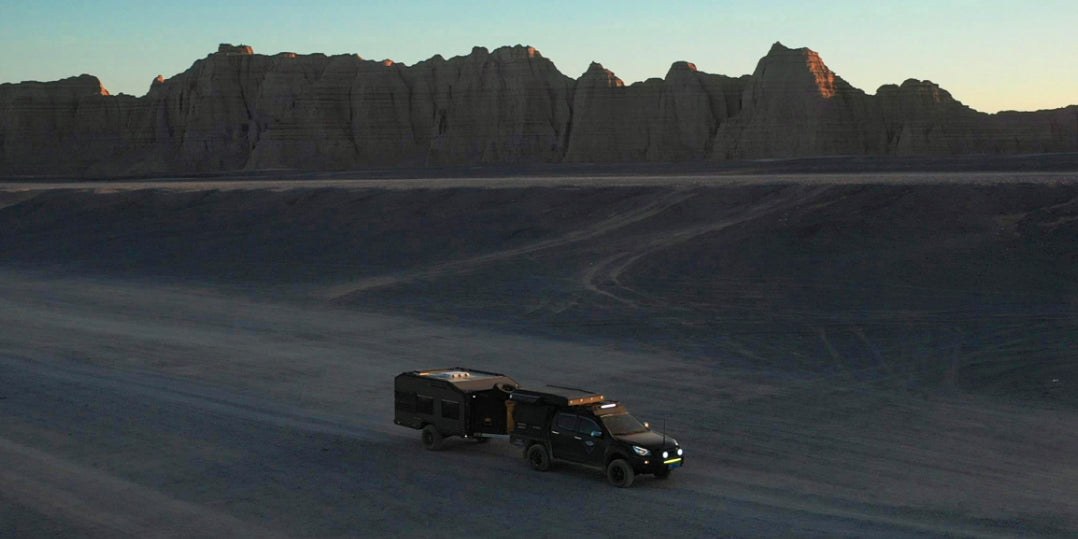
<box><xmin>2</xmin><ymin>160</ymin><xmax>1078</xmax><ymax>537</ymax></box>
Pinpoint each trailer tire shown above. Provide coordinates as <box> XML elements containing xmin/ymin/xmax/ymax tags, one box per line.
<box><xmin>526</xmin><ymin>444</ymin><xmax>551</xmax><ymax>471</ymax></box>
<box><xmin>606</xmin><ymin>459</ymin><xmax>634</xmax><ymax>488</ymax></box>
<box><xmin>421</xmin><ymin>425</ymin><xmax>443</xmax><ymax>451</ymax></box>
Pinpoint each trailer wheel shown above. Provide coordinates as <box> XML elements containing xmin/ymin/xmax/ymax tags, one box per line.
<box><xmin>526</xmin><ymin>444</ymin><xmax>551</xmax><ymax>471</ymax></box>
<box><xmin>421</xmin><ymin>425</ymin><xmax>443</xmax><ymax>451</ymax></box>
<box><xmin>606</xmin><ymin>459</ymin><xmax>634</xmax><ymax>488</ymax></box>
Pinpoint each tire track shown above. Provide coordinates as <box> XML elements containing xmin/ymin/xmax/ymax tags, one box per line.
<box><xmin>0</xmin><ymin>355</ymin><xmax>395</xmax><ymax>444</ymax></box>
<box><xmin>582</xmin><ymin>185</ymin><xmax>839</xmax><ymax>307</ymax></box>
<box><xmin>324</xmin><ymin>187</ymin><xmax>698</xmax><ymax>302</ymax></box>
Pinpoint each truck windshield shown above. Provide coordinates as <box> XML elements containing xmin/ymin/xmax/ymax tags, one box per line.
<box><xmin>601</xmin><ymin>413</ymin><xmax>648</xmax><ymax>435</ymax></box>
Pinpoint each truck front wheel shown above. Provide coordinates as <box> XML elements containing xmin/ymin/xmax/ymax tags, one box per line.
<box><xmin>526</xmin><ymin>444</ymin><xmax>551</xmax><ymax>471</ymax></box>
<box><xmin>606</xmin><ymin>459</ymin><xmax>634</xmax><ymax>488</ymax></box>
<box><xmin>421</xmin><ymin>425</ymin><xmax>443</xmax><ymax>451</ymax></box>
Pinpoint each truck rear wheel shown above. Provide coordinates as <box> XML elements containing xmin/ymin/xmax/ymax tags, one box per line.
<box><xmin>421</xmin><ymin>425</ymin><xmax>443</xmax><ymax>451</ymax></box>
<box><xmin>606</xmin><ymin>459</ymin><xmax>634</xmax><ymax>488</ymax></box>
<box><xmin>526</xmin><ymin>444</ymin><xmax>551</xmax><ymax>471</ymax></box>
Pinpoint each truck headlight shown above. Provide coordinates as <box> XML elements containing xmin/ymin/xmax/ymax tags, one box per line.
<box><xmin>662</xmin><ymin>450</ymin><xmax>669</xmax><ymax>459</ymax></box>
<box><xmin>632</xmin><ymin>445</ymin><xmax>650</xmax><ymax>457</ymax></box>
<box><xmin>677</xmin><ymin>448</ymin><xmax>683</xmax><ymax>456</ymax></box>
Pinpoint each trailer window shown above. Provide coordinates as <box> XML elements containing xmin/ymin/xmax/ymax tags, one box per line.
<box><xmin>442</xmin><ymin>400</ymin><xmax>460</xmax><ymax>420</ymax></box>
<box><xmin>395</xmin><ymin>390</ymin><xmax>415</xmax><ymax>412</ymax></box>
<box><xmin>416</xmin><ymin>395</ymin><xmax>434</xmax><ymax>415</ymax></box>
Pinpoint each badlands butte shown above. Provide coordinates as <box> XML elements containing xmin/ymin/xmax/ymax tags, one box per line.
<box><xmin>1</xmin><ymin>42</ymin><xmax>1077</xmax><ymax>176</ymax></box>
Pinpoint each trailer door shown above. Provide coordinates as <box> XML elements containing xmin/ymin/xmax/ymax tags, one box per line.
<box><xmin>470</xmin><ymin>392</ymin><xmax>509</xmax><ymax>435</ymax></box>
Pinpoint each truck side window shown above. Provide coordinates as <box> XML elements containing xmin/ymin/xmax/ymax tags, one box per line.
<box><xmin>442</xmin><ymin>400</ymin><xmax>460</xmax><ymax>420</ymax></box>
<box><xmin>554</xmin><ymin>413</ymin><xmax>578</xmax><ymax>432</ymax></box>
<box><xmin>416</xmin><ymin>395</ymin><xmax>434</xmax><ymax>415</ymax></box>
<box><xmin>578</xmin><ymin>417</ymin><xmax>601</xmax><ymax>437</ymax></box>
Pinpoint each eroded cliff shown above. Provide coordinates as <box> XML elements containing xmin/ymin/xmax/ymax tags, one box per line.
<box><xmin>1</xmin><ymin>42</ymin><xmax>1075</xmax><ymax>176</ymax></box>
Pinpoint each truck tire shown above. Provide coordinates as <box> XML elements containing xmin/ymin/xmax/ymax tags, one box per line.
<box><xmin>606</xmin><ymin>459</ymin><xmax>634</xmax><ymax>488</ymax></box>
<box><xmin>526</xmin><ymin>444</ymin><xmax>551</xmax><ymax>471</ymax></box>
<box><xmin>421</xmin><ymin>425</ymin><xmax>443</xmax><ymax>451</ymax></box>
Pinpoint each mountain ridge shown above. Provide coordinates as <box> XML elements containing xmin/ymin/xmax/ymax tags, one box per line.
<box><xmin>1</xmin><ymin>42</ymin><xmax>1076</xmax><ymax>176</ymax></box>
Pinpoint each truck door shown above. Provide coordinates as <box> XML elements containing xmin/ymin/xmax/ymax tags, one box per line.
<box><xmin>550</xmin><ymin>413</ymin><xmax>584</xmax><ymax>462</ymax></box>
<box><xmin>575</xmin><ymin>416</ymin><xmax>605</xmax><ymax>466</ymax></box>
<box><xmin>551</xmin><ymin>413</ymin><xmax>604</xmax><ymax>464</ymax></box>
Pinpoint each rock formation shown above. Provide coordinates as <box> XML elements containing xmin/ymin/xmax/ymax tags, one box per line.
<box><xmin>1</xmin><ymin>42</ymin><xmax>1075</xmax><ymax>176</ymax></box>
<box><xmin>711</xmin><ymin>42</ymin><xmax>878</xmax><ymax>158</ymax></box>
<box><xmin>563</xmin><ymin>63</ymin><xmax>654</xmax><ymax>162</ymax></box>
<box><xmin>562</xmin><ymin>60</ymin><xmax>748</xmax><ymax>163</ymax></box>
<box><xmin>870</xmin><ymin>78</ymin><xmax>1006</xmax><ymax>155</ymax></box>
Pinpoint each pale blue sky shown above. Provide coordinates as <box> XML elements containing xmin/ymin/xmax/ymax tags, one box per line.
<box><xmin>1</xmin><ymin>1</ymin><xmax>1074</xmax><ymax>112</ymax></box>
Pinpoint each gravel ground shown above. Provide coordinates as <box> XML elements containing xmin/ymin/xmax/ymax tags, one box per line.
<box><xmin>2</xmin><ymin>170</ymin><xmax>1077</xmax><ymax>537</ymax></box>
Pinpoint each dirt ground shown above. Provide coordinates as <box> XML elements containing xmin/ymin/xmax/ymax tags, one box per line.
<box><xmin>2</xmin><ymin>170</ymin><xmax>1077</xmax><ymax>537</ymax></box>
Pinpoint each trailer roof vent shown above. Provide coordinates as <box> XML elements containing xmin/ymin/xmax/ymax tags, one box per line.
<box><xmin>425</xmin><ymin>370</ymin><xmax>472</xmax><ymax>380</ymax></box>
<box><xmin>406</xmin><ymin>368</ymin><xmax>517</xmax><ymax>390</ymax></box>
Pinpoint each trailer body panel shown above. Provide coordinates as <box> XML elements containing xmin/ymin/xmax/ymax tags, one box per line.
<box><xmin>393</xmin><ymin>367</ymin><xmax>518</xmax><ymax>437</ymax></box>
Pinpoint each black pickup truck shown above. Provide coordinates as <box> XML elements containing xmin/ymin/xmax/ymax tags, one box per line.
<box><xmin>394</xmin><ymin>369</ymin><xmax>683</xmax><ymax>487</ymax></box>
<box><xmin>507</xmin><ymin>385</ymin><xmax>683</xmax><ymax>487</ymax></box>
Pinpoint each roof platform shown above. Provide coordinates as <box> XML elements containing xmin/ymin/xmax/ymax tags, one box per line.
<box><xmin>509</xmin><ymin>385</ymin><xmax>605</xmax><ymax>407</ymax></box>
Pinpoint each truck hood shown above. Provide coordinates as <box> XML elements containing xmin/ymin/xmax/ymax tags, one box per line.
<box><xmin>614</xmin><ymin>430</ymin><xmax>678</xmax><ymax>450</ymax></box>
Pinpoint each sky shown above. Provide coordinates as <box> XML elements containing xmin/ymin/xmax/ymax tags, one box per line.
<box><xmin>1</xmin><ymin>0</ymin><xmax>1075</xmax><ymax>113</ymax></box>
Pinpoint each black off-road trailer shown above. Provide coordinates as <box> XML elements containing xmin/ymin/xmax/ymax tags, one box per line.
<box><xmin>393</xmin><ymin>367</ymin><xmax>519</xmax><ymax>450</ymax></box>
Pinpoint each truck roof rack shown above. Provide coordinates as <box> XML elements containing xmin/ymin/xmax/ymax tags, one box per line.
<box><xmin>509</xmin><ymin>385</ymin><xmax>605</xmax><ymax>407</ymax></box>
